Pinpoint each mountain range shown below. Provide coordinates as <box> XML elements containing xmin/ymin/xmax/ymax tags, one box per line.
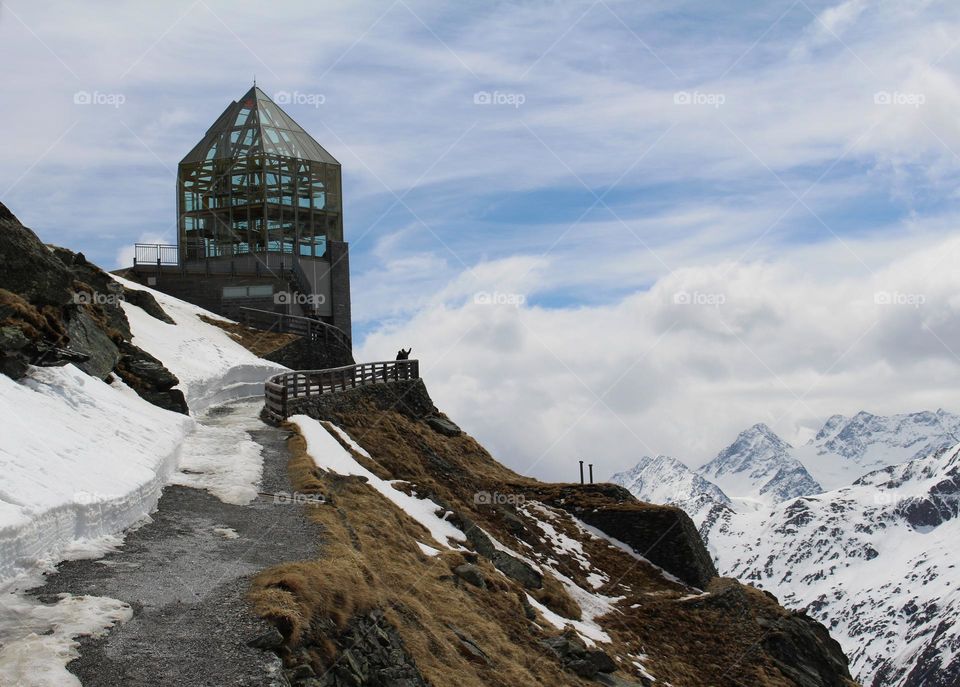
<box><xmin>610</xmin><ymin>409</ymin><xmax>960</xmax><ymax>687</ymax></box>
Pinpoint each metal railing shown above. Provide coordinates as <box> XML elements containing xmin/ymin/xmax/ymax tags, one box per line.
<box><xmin>134</xmin><ymin>244</ymin><xmax>179</xmax><ymax>266</ymax></box>
<box><xmin>264</xmin><ymin>359</ymin><xmax>420</xmax><ymax>421</ymax></box>
<box><xmin>237</xmin><ymin>307</ymin><xmax>351</xmax><ymax>351</ymax></box>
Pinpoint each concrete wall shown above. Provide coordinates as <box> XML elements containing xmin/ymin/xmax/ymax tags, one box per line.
<box><xmin>131</xmin><ymin>245</ymin><xmax>352</xmax><ymax>340</ymax></box>
<box><xmin>328</xmin><ymin>241</ymin><xmax>352</xmax><ymax>340</ymax></box>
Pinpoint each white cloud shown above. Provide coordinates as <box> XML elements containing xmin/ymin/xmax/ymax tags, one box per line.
<box><xmin>358</xmin><ymin>231</ymin><xmax>960</xmax><ymax>482</ymax></box>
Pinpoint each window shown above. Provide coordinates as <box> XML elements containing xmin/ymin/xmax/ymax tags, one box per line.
<box><xmin>222</xmin><ymin>285</ymin><xmax>273</xmax><ymax>299</ymax></box>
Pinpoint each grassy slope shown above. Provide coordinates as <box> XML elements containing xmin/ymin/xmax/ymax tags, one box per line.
<box><xmin>248</xmin><ymin>390</ymin><xmax>859</xmax><ymax>687</ymax></box>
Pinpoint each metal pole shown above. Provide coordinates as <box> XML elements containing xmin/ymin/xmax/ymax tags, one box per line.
<box><xmin>589</xmin><ymin>464</ymin><xmax>594</xmax><ymax>484</ymax></box>
<box><xmin>579</xmin><ymin>460</ymin><xmax>584</xmax><ymax>485</ymax></box>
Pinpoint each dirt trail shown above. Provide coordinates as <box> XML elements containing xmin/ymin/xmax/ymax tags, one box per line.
<box><xmin>32</xmin><ymin>399</ymin><xmax>319</xmax><ymax>686</ymax></box>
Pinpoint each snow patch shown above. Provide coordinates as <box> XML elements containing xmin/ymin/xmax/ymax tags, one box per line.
<box><xmin>114</xmin><ymin>276</ymin><xmax>286</xmax><ymax>413</ymax></box>
<box><xmin>291</xmin><ymin>416</ymin><xmax>465</xmax><ymax>548</ymax></box>
<box><xmin>0</xmin><ymin>572</ymin><xmax>132</xmax><ymax>687</ymax></box>
<box><xmin>171</xmin><ymin>400</ymin><xmax>265</xmax><ymax>505</ymax></box>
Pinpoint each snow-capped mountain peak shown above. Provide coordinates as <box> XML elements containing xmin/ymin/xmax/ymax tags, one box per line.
<box><xmin>709</xmin><ymin>442</ymin><xmax>960</xmax><ymax>686</ymax></box>
<box><xmin>697</xmin><ymin>423</ymin><xmax>821</xmax><ymax>506</ymax></box>
<box><xmin>797</xmin><ymin>409</ymin><xmax>960</xmax><ymax>490</ymax></box>
<box><xmin>610</xmin><ymin>454</ymin><xmax>731</xmax><ymax>509</ymax></box>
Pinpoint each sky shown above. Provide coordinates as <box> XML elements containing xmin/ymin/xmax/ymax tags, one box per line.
<box><xmin>4</xmin><ymin>0</ymin><xmax>960</xmax><ymax>482</ymax></box>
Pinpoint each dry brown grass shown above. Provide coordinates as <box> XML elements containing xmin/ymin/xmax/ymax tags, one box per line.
<box><xmin>0</xmin><ymin>288</ymin><xmax>67</xmax><ymax>342</ymax></box>
<box><xmin>249</xmin><ymin>426</ymin><xmax>590</xmax><ymax>687</ymax></box>
<box><xmin>248</xmin><ymin>398</ymin><xmax>858</xmax><ymax>687</ymax></box>
<box><xmin>199</xmin><ymin>315</ymin><xmax>299</xmax><ymax>356</ymax></box>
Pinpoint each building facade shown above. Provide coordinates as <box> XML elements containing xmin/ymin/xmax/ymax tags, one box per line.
<box><xmin>131</xmin><ymin>86</ymin><xmax>351</xmax><ymax>340</ymax></box>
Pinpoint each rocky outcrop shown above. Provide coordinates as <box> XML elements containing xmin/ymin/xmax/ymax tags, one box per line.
<box><xmin>278</xmin><ymin>610</ymin><xmax>428</xmax><ymax>687</ymax></box>
<box><xmin>64</xmin><ymin>308</ymin><xmax>120</xmax><ymax>379</ymax></box>
<box><xmin>540</xmin><ymin>630</ymin><xmax>618</xmax><ymax>679</ymax></box>
<box><xmin>0</xmin><ymin>203</ymin><xmax>187</xmax><ymax>414</ymax></box>
<box><xmin>453</xmin><ymin>513</ymin><xmax>543</xmax><ymax>589</ymax></box>
<box><xmin>0</xmin><ymin>206</ymin><xmax>73</xmax><ymax>306</ymax></box>
<box><xmin>286</xmin><ymin>378</ymin><xmax>460</xmax><ymax>440</ymax></box>
<box><xmin>578</xmin><ymin>502</ymin><xmax>718</xmax><ymax>589</ymax></box>
<box><xmin>682</xmin><ymin>580</ymin><xmax>855</xmax><ymax>687</ymax></box>
<box><xmin>531</xmin><ymin>482</ymin><xmax>718</xmax><ymax>589</ymax></box>
<box><xmin>116</xmin><ymin>341</ymin><xmax>188</xmax><ymax>414</ymax></box>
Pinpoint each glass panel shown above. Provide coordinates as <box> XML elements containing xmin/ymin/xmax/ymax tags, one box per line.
<box><xmin>247</xmin><ymin>285</ymin><xmax>273</xmax><ymax>297</ymax></box>
<box><xmin>223</xmin><ymin>286</ymin><xmax>248</xmax><ymax>299</ymax></box>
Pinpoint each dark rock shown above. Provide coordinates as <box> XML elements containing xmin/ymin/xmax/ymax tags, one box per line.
<box><xmin>287</xmin><ymin>379</ymin><xmax>438</xmax><ymax>424</ymax></box>
<box><xmin>248</xmin><ymin>627</ymin><xmax>285</xmax><ymax>650</ymax></box>
<box><xmin>448</xmin><ymin>624</ymin><xmax>489</xmax><ymax>665</ymax></box>
<box><xmin>290</xmin><ymin>609</ymin><xmax>428</xmax><ymax>687</ymax></box>
<box><xmin>540</xmin><ymin>631</ymin><xmax>617</xmax><ymax>678</ymax></box>
<box><xmin>65</xmin><ymin>308</ymin><xmax>120</xmax><ymax>379</ymax></box>
<box><xmin>454</xmin><ymin>513</ymin><xmax>543</xmax><ymax>589</ymax></box>
<box><xmin>425</xmin><ymin>415</ymin><xmax>461</xmax><ymax>437</ymax></box>
<box><xmin>117</xmin><ymin>341</ymin><xmax>179</xmax><ymax>391</ymax></box>
<box><xmin>31</xmin><ymin>343</ymin><xmax>90</xmax><ymax>368</ymax></box>
<box><xmin>452</xmin><ymin>563</ymin><xmax>486</xmax><ymax>589</ymax></box>
<box><xmin>760</xmin><ymin>611</ymin><xmax>854</xmax><ymax>687</ymax></box>
<box><xmin>574</xmin><ymin>504</ymin><xmax>717</xmax><ymax>589</ymax></box>
<box><xmin>116</xmin><ymin>341</ymin><xmax>188</xmax><ymax>414</ymax></box>
<box><xmin>0</xmin><ymin>205</ymin><xmax>73</xmax><ymax>306</ymax></box>
<box><xmin>123</xmin><ymin>287</ymin><xmax>175</xmax><ymax>324</ymax></box>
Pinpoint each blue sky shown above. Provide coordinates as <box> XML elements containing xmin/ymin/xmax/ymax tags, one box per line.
<box><xmin>4</xmin><ymin>1</ymin><xmax>960</xmax><ymax>480</ymax></box>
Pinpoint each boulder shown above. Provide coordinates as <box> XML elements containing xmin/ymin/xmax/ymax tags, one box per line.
<box><xmin>116</xmin><ymin>341</ymin><xmax>188</xmax><ymax>414</ymax></box>
<box><xmin>0</xmin><ymin>204</ymin><xmax>73</xmax><ymax>306</ymax></box>
<box><xmin>65</xmin><ymin>308</ymin><xmax>120</xmax><ymax>379</ymax></box>
<box><xmin>454</xmin><ymin>513</ymin><xmax>542</xmax><ymax>589</ymax></box>
<box><xmin>540</xmin><ymin>631</ymin><xmax>617</xmax><ymax>678</ymax></box>
<box><xmin>122</xmin><ymin>286</ymin><xmax>176</xmax><ymax>325</ymax></box>
<box><xmin>425</xmin><ymin>415</ymin><xmax>462</xmax><ymax>437</ymax></box>
<box><xmin>575</xmin><ymin>504</ymin><xmax>717</xmax><ymax>589</ymax></box>
<box><xmin>452</xmin><ymin>563</ymin><xmax>486</xmax><ymax>589</ymax></box>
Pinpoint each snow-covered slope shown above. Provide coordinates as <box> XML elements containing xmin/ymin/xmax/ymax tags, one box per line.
<box><xmin>612</xmin><ymin>410</ymin><xmax>960</xmax><ymax>686</ymax></box>
<box><xmin>707</xmin><ymin>443</ymin><xmax>960</xmax><ymax>687</ymax></box>
<box><xmin>0</xmin><ymin>278</ymin><xmax>285</xmax><ymax>587</ymax></box>
<box><xmin>697</xmin><ymin>423</ymin><xmax>821</xmax><ymax>508</ymax></box>
<box><xmin>795</xmin><ymin>409</ymin><xmax>960</xmax><ymax>491</ymax></box>
<box><xmin>115</xmin><ymin>276</ymin><xmax>285</xmax><ymax>412</ymax></box>
<box><xmin>610</xmin><ymin>454</ymin><xmax>732</xmax><ymax>524</ymax></box>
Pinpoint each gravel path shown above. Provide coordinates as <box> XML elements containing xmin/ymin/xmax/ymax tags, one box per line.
<box><xmin>31</xmin><ymin>400</ymin><xmax>321</xmax><ymax>686</ymax></box>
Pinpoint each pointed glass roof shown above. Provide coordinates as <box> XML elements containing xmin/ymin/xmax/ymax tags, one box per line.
<box><xmin>180</xmin><ymin>86</ymin><xmax>340</xmax><ymax>166</ymax></box>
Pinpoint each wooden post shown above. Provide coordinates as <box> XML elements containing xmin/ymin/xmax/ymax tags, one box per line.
<box><xmin>579</xmin><ymin>460</ymin><xmax>584</xmax><ymax>485</ymax></box>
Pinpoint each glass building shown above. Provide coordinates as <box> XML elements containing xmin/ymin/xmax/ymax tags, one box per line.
<box><xmin>177</xmin><ymin>86</ymin><xmax>342</xmax><ymax>262</ymax></box>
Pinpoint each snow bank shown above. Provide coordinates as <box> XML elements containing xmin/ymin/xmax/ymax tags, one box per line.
<box><xmin>0</xmin><ymin>279</ymin><xmax>285</xmax><ymax>586</ymax></box>
<box><xmin>291</xmin><ymin>417</ymin><xmax>465</xmax><ymax>548</ymax></box>
<box><xmin>0</xmin><ymin>366</ymin><xmax>192</xmax><ymax>586</ymax></box>
<box><xmin>114</xmin><ymin>276</ymin><xmax>287</xmax><ymax>412</ymax></box>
